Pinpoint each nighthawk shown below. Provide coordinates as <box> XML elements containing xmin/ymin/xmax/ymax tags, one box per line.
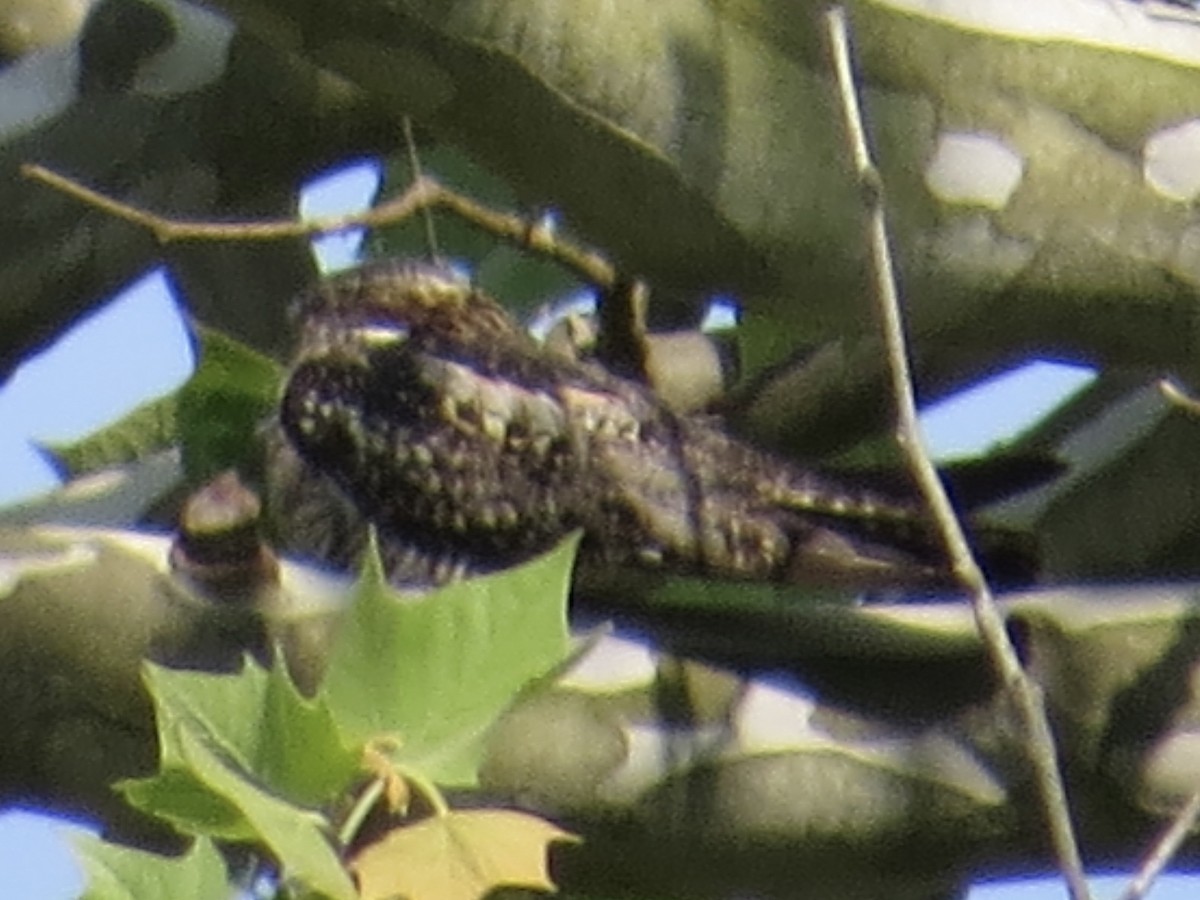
<box><xmin>271</xmin><ymin>259</ymin><xmax>1020</xmax><ymax>591</ymax></box>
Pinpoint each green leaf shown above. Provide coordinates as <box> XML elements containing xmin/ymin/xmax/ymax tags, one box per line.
<box><xmin>322</xmin><ymin>534</ymin><xmax>577</xmax><ymax>787</ymax></box>
<box><xmin>120</xmin><ymin>767</ymin><xmax>253</xmax><ymax>842</ymax></box>
<box><xmin>37</xmin><ymin>325</ymin><xmax>282</xmax><ymax>485</ymax></box>
<box><xmin>170</xmin><ymin>723</ymin><xmax>356</xmax><ymax>900</ymax></box>
<box><xmin>39</xmin><ymin>393</ymin><xmax>178</xmax><ymax>480</ymax></box>
<box><xmin>74</xmin><ymin>835</ymin><xmax>228</xmax><ymax>900</ymax></box>
<box><xmin>119</xmin><ymin>653</ymin><xmax>360</xmax><ymax>871</ymax></box>
<box><xmin>129</xmin><ymin>657</ymin><xmax>360</xmax><ymax>811</ymax></box>
<box><xmin>177</xmin><ymin>325</ymin><xmax>283</xmax><ymax>483</ymax></box>
<box><xmin>117</xmin><ymin>656</ymin><xmax>360</xmax><ymax>898</ymax></box>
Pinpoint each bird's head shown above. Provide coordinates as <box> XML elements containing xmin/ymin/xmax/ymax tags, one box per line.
<box><xmin>288</xmin><ymin>259</ymin><xmax>520</xmax><ymax>368</ymax></box>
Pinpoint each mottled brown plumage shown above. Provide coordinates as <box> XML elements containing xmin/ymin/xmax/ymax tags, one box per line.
<box><xmin>274</xmin><ymin>260</ymin><xmax>970</xmax><ymax>589</ymax></box>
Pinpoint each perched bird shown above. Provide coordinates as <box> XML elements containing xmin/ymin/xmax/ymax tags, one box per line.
<box><xmin>272</xmin><ymin>259</ymin><xmax>1022</xmax><ymax>591</ymax></box>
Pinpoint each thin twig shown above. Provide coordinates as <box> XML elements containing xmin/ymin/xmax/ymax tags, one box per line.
<box><xmin>20</xmin><ymin>163</ymin><xmax>617</xmax><ymax>290</ymax></box>
<box><xmin>1116</xmin><ymin>790</ymin><xmax>1200</xmax><ymax>900</ymax></box>
<box><xmin>823</xmin><ymin>8</ymin><xmax>1091</xmax><ymax>900</ymax></box>
<box><xmin>402</xmin><ymin>116</ymin><xmax>441</xmax><ymax>261</ymax></box>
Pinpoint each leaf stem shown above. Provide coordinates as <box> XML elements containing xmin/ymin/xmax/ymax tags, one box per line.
<box><xmin>338</xmin><ymin>777</ymin><xmax>386</xmax><ymax>849</ymax></box>
<box><xmin>400</xmin><ymin>767</ymin><xmax>451</xmax><ymax>818</ymax></box>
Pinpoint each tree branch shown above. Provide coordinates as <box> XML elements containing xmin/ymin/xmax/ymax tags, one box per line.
<box><xmin>21</xmin><ymin>164</ymin><xmax>617</xmax><ymax>291</ymax></box>
<box><xmin>824</xmin><ymin>7</ymin><xmax>1091</xmax><ymax>899</ymax></box>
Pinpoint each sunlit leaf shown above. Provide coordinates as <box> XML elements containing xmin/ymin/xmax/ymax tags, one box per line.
<box><xmin>75</xmin><ymin>835</ymin><xmax>228</xmax><ymax>900</ymax></box>
<box><xmin>118</xmin><ymin>656</ymin><xmax>361</xmax><ymax>897</ymax></box>
<box><xmin>119</xmin><ymin>766</ymin><xmax>253</xmax><ymax>842</ymax></box>
<box><xmin>321</xmin><ymin>535</ymin><xmax>577</xmax><ymax>786</ymax></box>
<box><xmin>169</xmin><ymin>722</ymin><xmax>356</xmax><ymax>900</ymax></box>
<box><xmin>350</xmin><ymin>809</ymin><xmax>578</xmax><ymax>900</ymax></box>
<box><xmin>131</xmin><ymin>657</ymin><xmax>359</xmax><ymax>809</ymax></box>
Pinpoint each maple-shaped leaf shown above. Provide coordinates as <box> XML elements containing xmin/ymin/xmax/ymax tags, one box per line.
<box><xmin>125</xmin><ymin>656</ymin><xmax>359</xmax><ymax>811</ymax></box>
<box><xmin>321</xmin><ymin>534</ymin><xmax>576</xmax><ymax>787</ymax></box>
<box><xmin>117</xmin><ymin>657</ymin><xmax>360</xmax><ymax>899</ymax></box>
<box><xmin>74</xmin><ymin>835</ymin><xmax>228</xmax><ymax>900</ymax></box>
<box><xmin>350</xmin><ymin>809</ymin><xmax>578</xmax><ymax>900</ymax></box>
<box><xmin>124</xmin><ymin>719</ymin><xmax>357</xmax><ymax>900</ymax></box>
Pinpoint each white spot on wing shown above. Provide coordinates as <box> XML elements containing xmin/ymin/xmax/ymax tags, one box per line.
<box><xmin>925</xmin><ymin>132</ymin><xmax>1024</xmax><ymax>209</ymax></box>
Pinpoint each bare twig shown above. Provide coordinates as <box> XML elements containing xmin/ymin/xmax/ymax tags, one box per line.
<box><xmin>823</xmin><ymin>8</ymin><xmax>1091</xmax><ymax>900</ymax></box>
<box><xmin>1116</xmin><ymin>790</ymin><xmax>1200</xmax><ymax>900</ymax></box>
<box><xmin>20</xmin><ymin>163</ymin><xmax>617</xmax><ymax>290</ymax></box>
<box><xmin>401</xmin><ymin>116</ymin><xmax>441</xmax><ymax>261</ymax></box>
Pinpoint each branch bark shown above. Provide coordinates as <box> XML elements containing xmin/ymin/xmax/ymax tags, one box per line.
<box><xmin>4</xmin><ymin>523</ymin><xmax>1200</xmax><ymax>897</ymax></box>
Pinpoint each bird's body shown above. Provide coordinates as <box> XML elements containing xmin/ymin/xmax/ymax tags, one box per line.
<box><xmin>275</xmin><ymin>260</ymin><xmax>966</xmax><ymax>589</ymax></box>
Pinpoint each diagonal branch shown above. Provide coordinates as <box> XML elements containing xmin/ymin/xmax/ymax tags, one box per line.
<box><xmin>823</xmin><ymin>7</ymin><xmax>1091</xmax><ymax>900</ymax></box>
<box><xmin>21</xmin><ymin>163</ymin><xmax>617</xmax><ymax>291</ymax></box>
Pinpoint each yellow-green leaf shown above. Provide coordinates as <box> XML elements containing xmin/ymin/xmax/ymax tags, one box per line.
<box><xmin>350</xmin><ymin>809</ymin><xmax>578</xmax><ymax>900</ymax></box>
